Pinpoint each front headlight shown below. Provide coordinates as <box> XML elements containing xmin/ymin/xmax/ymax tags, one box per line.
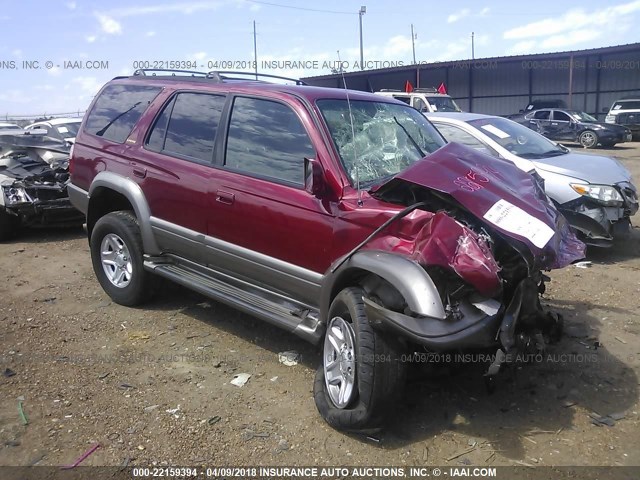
<box><xmin>570</xmin><ymin>183</ymin><xmax>623</xmax><ymax>206</ymax></box>
<box><xmin>2</xmin><ymin>185</ymin><xmax>30</xmax><ymax>205</ymax></box>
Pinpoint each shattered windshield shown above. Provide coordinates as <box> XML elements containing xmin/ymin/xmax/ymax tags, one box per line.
<box><xmin>468</xmin><ymin>117</ymin><xmax>567</xmax><ymax>159</ymax></box>
<box><xmin>317</xmin><ymin>99</ymin><xmax>445</xmax><ymax>185</ymax></box>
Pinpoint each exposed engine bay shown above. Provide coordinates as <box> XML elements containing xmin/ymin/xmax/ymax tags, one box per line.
<box><xmin>351</xmin><ymin>143</ymin><xmax>586</xmax><ymax>380</ymax></box>
<box><xmin>0</xmin><ymin>130</ymin><xmax>83</xmax><ymax>239</ymax></box>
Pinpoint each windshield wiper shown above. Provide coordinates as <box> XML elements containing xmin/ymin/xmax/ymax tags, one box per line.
<box><xmin>393</xmin><ymin>116</ymin><xmax>425</xmax><ymax>158</ymax></box>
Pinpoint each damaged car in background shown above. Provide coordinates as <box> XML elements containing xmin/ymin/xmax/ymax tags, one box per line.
<box><xmin>427</xmin><ymin>113</ymin><xmax>638</xmax><ymax>247</ymax></box>
<box><xmin>0</xmin><ymin>129</ymin><xmax>83</xmax><ymax>240</ymax></box>
<box><xmin>69</xmin><ymin>75</ymin><xmax>585</xmax><ymax>431</ymax></box>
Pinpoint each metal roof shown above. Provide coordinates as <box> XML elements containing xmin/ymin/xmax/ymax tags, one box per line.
<box><xmin>303</xmin><ymin>42</ymin><xmax>640</xmax><ymax>81</ymax></box>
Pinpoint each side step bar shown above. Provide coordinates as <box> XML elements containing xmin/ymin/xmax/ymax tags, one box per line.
<box><xmin>144</xmin><ymin>257</ymin><xmax>324</xmax><ymax>344</ymax></box>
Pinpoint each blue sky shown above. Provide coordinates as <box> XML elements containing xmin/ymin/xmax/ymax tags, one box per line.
<box><xmin>1</xmin><ymin>0</ymin><xmax>639</xmax><ymax>116</ymax></box>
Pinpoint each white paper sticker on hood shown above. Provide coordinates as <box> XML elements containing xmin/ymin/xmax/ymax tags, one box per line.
<box><xmin>483</xmin><ymin>199</ymin><xmax>555</xmax><ymax>248</ymax></box>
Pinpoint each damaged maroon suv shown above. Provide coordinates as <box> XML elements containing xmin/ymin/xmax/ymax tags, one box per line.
<box><xmin>68</xmin><ymin>70</ymin><xmax>585</xmax><ymax>431</ymax></box>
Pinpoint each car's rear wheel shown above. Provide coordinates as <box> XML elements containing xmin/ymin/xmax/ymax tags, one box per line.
<box><xmin>313</xmin><ymin>287</ymin><xmax>405</xmax><ymax>431</ymax></box>
<box><xmin>579</xmin><ymin>130</ymin><xmax>598</xmax><ymax>148</ymax></box>
<box><xmin>90</xmin><ymin>211</ymin><xmax>154</xmax><ymax>306</ymax></box>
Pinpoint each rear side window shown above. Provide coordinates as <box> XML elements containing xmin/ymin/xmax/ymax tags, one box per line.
<box><xmin>84</xmin><ymin>84</ymin><xmax>161</xmax><ymax>143</ymax></box>
<box><xmin>533</xmin><ymin>110</ymin><xmax>550</xmax><ymax>120</ymax></box>
<box><xmin>224</xmin><ymin>97</ymin><xmax>314</xmax><ymax>185</ymax></box>
<box><xmin>146</xmin><ymin>92</ymin><xmax>225</xmax><ymax>163</ymax></box>
<box><xmin>613</xmin><ymin>101</ymin><xmax>640</xmax><ymax>110</ymax></box>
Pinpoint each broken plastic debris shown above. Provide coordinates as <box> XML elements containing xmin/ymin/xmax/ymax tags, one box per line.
<box><xmin>143</xmin><ymin>405</ymin><xmax>159</xmax><ymax>412</ymax></box>
<box><xmin>278</xmin><ymin>351</ymin><xmax>301</xmax><ymax>366</ymax></box>
<box><xmin>3</xmin><ymin>368</ymin><xmax>16</xmax><ymax>377</ymax></box>
<box><xmin>574</xmin><ymin>261</ymin><xmax>592</xmax><ymax>269</ymax></box>
<box><xmin>270</xmin><ymin>376</ymin><xmax>278</xmax><ymax>382</ymax></box>
<box><xmin>230</xmin><ymin>373</ymin><xmax>251</xmax><ymax>387</ymax></box>
<box><xmin>165</xmin><ymin>405</ymin><xmax>181</xmax><ymax>417</ymax></box>
<box><xmin>208</xmin><ymin>415</ymin><xmax>221</xmax><ymax>425</ymax></box>
<box><xmin>18</xmin><ymin>401</ymin><xmax>28</xmax><ymax>425</ymax></box>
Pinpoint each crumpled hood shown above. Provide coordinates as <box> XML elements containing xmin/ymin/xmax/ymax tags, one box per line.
<box><xmin>532</xmin><ymin>151</ymin><xmax>632</xmax><ymax>185</ymax></box>
<box><xmin>374</xmin><ymin>142</ymin><xmax>585</xmax><ymax>266</ymax></box>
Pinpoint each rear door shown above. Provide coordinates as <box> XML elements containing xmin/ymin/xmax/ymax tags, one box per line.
<box><xmin>549</xmin><ymin>110</ymin><xmax>574</xmax><ymax>140</ymax></box>
<box><xmin>527</xmin><ymin>109</ymin><xmax>552</xmax><ymax>136</ymax></box>
<box><xmin>135</xmin><ymin>91</ymin><xmax>226</xmax><ymax>259</ymax></box>
<box><xmin>205</xmin><ymin>95</ymin><xmax>335</xmax><ymax>303</ymax></box>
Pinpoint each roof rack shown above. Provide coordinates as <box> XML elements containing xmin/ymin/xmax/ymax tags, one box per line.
<box><xmin>413</xmin><ymin>87</ymin><xmax>439</xmax><ymax>93</ymax></box>
<box><xmin>130</xmin><ymin>69</ymin><xmax>306</xmax><ymax>85</ymax></box>
<box><xmin>379</xmin><ymin>89</ymin><xmax>402</xmax><ymax>92</ymax></box>
<box><xmin>211</xmin><ymin>71</ymin><xmax>307</xmax><ymax>85</ymax></box>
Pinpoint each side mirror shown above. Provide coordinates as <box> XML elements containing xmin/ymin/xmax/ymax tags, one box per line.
<box><xmin>601</xmin><ymin>107</ymin><xmax>608</xmax><ymax>113</ymax></box>
<box><xmin>519</xmin><ymin>109</ymin><xmax>525</xmax><ymax>114</ymax></box>
<box><xmin>304</xmin><ymin>158</ymin><xmax>326</xmax><ymax>197</ymax></box>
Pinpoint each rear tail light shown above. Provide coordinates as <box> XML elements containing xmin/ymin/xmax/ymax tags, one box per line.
<box><xmin>69</xmin><ymin>144</ymin><xmax>75</xmax><ymax>175</ymax></box>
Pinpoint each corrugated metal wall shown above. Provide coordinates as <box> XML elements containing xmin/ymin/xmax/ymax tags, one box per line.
<box><xmin>303</xmin><ymin>44</ymin><xmax>640</xmax><ymax>118</ymax></box>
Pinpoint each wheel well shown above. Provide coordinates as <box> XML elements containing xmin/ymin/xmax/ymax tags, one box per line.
<box><xmin>330</xmin><ymin>268</ymin><xmax>407</xmax><ymax>314</ymax></box>
<box><xmin>87</xmin><ymin>188</ymin><xmax>134</xmax><ymax>237</ymax></box>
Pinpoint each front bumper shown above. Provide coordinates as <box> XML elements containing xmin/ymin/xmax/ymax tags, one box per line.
<box><xmin>5</xmin><ymin>199</ymin><xmax>84</xmax><ymax>227</ymax></box>
<box><xmin>364</xmin><ymin>278</ymin><xmax>558</xmax><ymax>355</ymax></box>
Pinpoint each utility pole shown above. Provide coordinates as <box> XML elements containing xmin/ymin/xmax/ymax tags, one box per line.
<box><xmin>359</xmin><ymin>6</ymin><xmax>366</xmax><ymax>70</ymax></box>
<box><xmin>253</xmin><ymin>20</ymin><xmax>258</xmax><ymax>80</ymax></box>
<box><xmin>411</xmin><ymin>24</ymin><xmax>416</xmax><ymax>64</ymax></box>
<box><xmin>471</xmin><ymin>31</ymin><xmax>475</xmax><ymax>59</ymax></box>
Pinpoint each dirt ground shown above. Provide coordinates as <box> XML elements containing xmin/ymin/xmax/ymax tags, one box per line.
<box><xmin>1</xmin><ymin>142</ymin><xmax>639</xmax><ymax>469</ymax></box>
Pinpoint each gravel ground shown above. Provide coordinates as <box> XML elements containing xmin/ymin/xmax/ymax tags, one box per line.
<box><xmin>1</xmin><ymin>142</ymin><xmax>639</xmax><ymax>469</ymax></box>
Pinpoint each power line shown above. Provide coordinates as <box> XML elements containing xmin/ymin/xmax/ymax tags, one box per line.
<box><xmin>244</xmin><ymin>0</ymin><xmax>355</xmax><ymax>15</ymax></box>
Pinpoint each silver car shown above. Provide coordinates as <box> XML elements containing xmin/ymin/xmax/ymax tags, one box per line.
<box><xmin>427</xmin><ymin>112</ymin><xmax>638</xmax><ymax>247</ymax></box>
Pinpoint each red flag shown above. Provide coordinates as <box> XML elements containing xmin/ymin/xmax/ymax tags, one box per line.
<box><xmin>405</xmin><ymin>80</ymin><xmax>414</xmax><ymax>93</ymax></box>
<box><xmin>437</xmin><ymin>82</ymin><xmax>447</xmax><ymax>94</ymax></box>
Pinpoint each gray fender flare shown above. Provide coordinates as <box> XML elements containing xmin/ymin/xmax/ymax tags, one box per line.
<box><xmin>320</xmin><ymin>250</ymin><xmax>446</xmax><ymax>324</ymax></box>
<box><xmin>88</xmin><ymin>171</ymin><xmax>160</xmax><ymax>255</ymax></box>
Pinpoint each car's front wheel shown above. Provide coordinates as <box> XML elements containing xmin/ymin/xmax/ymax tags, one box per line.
<box><xmin>90</xmin><ymin>211</ymin><xmax>154</xmax><ymax>306</ymax></box>
<box><xmin>579</xmin><ymin>130</ymin><xmax>598</xmax><ymax>148</ymax></box>
<box><xmin>313</xmin><ymin>287</ymin><xmax>405</xmax><ymax>431</ymax></box>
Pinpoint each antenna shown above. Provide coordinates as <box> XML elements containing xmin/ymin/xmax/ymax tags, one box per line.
<box><xmin>336</xmin><ymin>50</ymin><xmax>362</xmax><ymax>206</ymax></box>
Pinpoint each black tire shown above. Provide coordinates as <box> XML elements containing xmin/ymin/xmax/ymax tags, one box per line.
<box><xmin>0</xmin><ymin>210</ymin><xmax>19</xmax><ymax>242</ymax></box>
<box><xmin>313</xmin><ymin>287</ymin><xmax>405</xmax><ymax>431</ymax></box>
<box><xmin>579</xmin><ymin>130</ymin><xmax>598</xmax><ymax>148</ymax></box>
<box><xmin>90</xmin><ymin>211</ymin><xmax>154</xmax><ymax>306</ymax></box>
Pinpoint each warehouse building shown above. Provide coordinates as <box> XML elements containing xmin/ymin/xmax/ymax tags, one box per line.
<box><xmin>302</xmin><ymin>42</ymin><xmax>640</xmax><ymax>118</ymax></box>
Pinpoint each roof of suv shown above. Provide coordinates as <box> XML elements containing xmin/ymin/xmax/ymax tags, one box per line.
<box><xmin>115</xmin><ymin>74</ymin><xmax>399</xmax><ymax>104</ymax></box>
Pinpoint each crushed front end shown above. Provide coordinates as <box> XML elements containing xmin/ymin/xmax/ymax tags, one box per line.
<box><xmin>0</xmin><ymin>132</ymin><xmax>83</xmax><ymax>238</ymax></box>
<box><xmin>365</xmin><ymin>143</ymin><xmax>585</xmax><ymax>378</ymax></box>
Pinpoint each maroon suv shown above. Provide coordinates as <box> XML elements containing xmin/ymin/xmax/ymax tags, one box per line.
<box><xmin>69</xmin><ymin>70</ymin><xmax>584</xmax><ymax>431</ymax></box>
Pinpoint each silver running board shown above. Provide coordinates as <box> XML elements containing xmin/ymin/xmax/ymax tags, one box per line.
<box><xmin>144</xmin><ymin>256</ymin><xmax>324</xmax><ymax>344</ymax></box>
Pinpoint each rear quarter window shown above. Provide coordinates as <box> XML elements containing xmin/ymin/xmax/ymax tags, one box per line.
<box><xmin>84</xmin><ymin>84</ymin><xmax>161</xmax><ymax>143</ymax></box>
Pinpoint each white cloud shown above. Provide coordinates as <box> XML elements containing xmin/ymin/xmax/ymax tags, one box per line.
<box><xmin>448</xmin><ymin>8</ymin><xmax>470</xmax><ymax>23</ymax></box>
<box><xmin>71</xmin><ymin>76</ymin><xmax>104</xmax><ymax>97</ymax></box>
<box><xmin>188</xmin><ymin>51</ymin><xmax>208</xmax><ymax>61</ymax></box>
<box><xmin>504</xmin><ymin>0</ymin><xmax>640</xmax><ymax>39</ymax></box>
<box><xmin>507</xmin><ymin>40</ymin><xmax>537</xmax><ymax>55</ymax></box>
<box><xmin>145</xmin><ymin>31</ymin><xmax>156</xmax><ymax>37</ymax></box>
<box><xmin>66</xmin><ymin>1</ymin><xmax>77</xmax><ymax>10</ymax></box>
<box><xmin>12</xmin><ymin>49</ymin><xmax>22</xmax><ymax>58</ymax></box>
<box><xmin>95</xmin><ymin>13</ymin><xmax>122</xmax><ymax>35</ymax></box>
<box><xmin>86</xmin><ymin>35</ymin><xmax>97</xmax><ymax>43</ymax></box>
<box><xmin>480</xmin><ymin>7</ymin><xmax>490</xmax><ymax>16</ymax></box>
<box><xmin>540</xmin><ymin>29</ymin><xmax>601</xmax><ymax>49</ymax></box>
<box><xmin>107</xmin><ymin>1</ymin><xmax>224</xmax><ymax>17</ymax></box>
<box><xmin>382</xmin><ymin>35</ymin><xmax>413</xmax><ymax>57</ymax></box>
<box><xmin>35</xmin><ymin>84</ymin><xmax>55</xmax><ymax>91</ymax></box>
<box><xmin>0</xmin><ymin>89</ymin><xmax>34</xmax><ymax>104</ymax></box>
<box><xmin>47</xmin><ymin>66</ymin><xmax>62</xmax><ymax>77</ymax></box>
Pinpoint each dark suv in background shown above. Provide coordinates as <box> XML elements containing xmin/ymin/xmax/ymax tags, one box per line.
<box><xmin>69</xmin><ymin>69</ymin><xmax>584</xmax><ymax>430</ymax></box>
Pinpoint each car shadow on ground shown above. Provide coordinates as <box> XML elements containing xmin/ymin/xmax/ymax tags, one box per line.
<box><xmin>378</xmin><ymin>299</ymin><xmax>638</xmax><ymax>460</ymax></box>
<box><xmin>141</xmin><ymin>281</ymin><xmax>637</xmax><ymax>461</ymax></box>
<box><xmin>559</xmin><ymin>142</ymin><xmax>638</xmax><ymax>151</ymax></box>
<box><xmin>586</xmin><ymin>227</ymin><xmax>640</xmax><ymax>263</ymax></box>
<box><xmin>2</xmin><ymin>225</ymin><xmax>85</xmax><ymax>244</ymax></box>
